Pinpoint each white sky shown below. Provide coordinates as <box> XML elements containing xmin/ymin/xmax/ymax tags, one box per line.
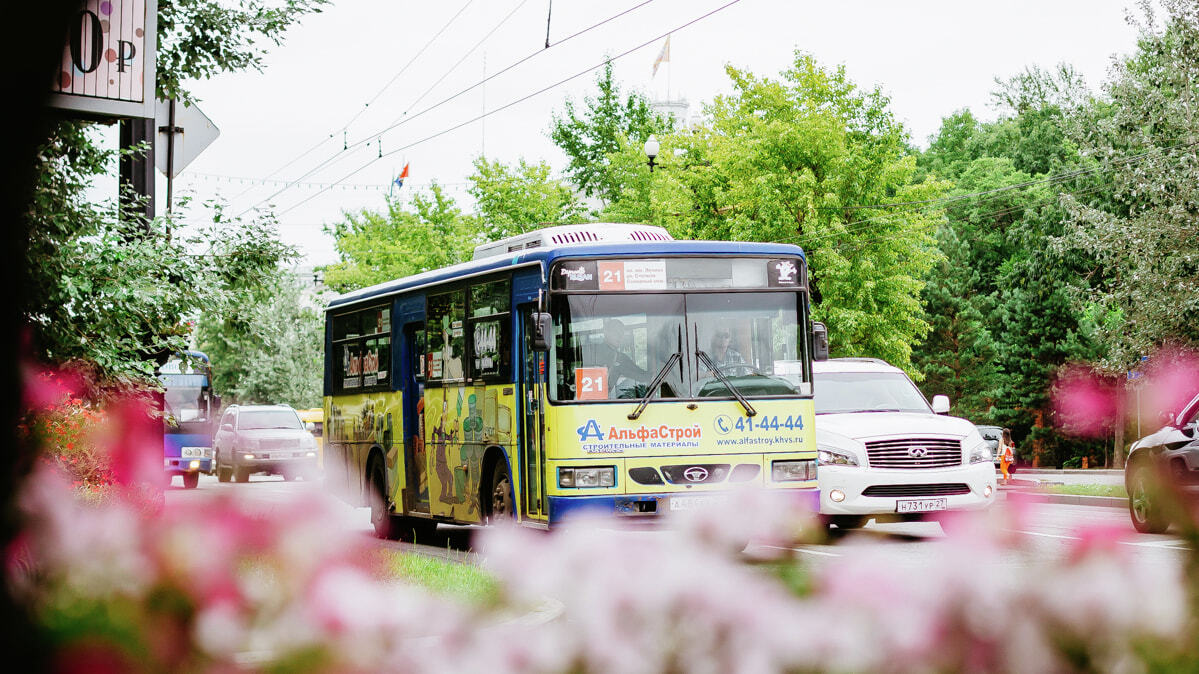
<box><xmin>103</xmin><ymin>0</ymin><xmax>1144</xmax><ymax>267</ymax></box>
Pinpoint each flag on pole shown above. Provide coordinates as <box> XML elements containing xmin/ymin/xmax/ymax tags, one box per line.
<box><xmin>394</xmin><ymin>163</ymin><xmax>410</xmax><ymax>189</ymax></box>
<box><xmin>652</xmin><ymin>35</ymin><xmax>671</xmax><ymax>77</ymax></box>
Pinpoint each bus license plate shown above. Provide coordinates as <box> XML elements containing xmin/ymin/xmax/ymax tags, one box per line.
<box><xmin>669</xmin><ymin>495</ymin><xmax>728</xmax><ymax>511</ymax></box>
<box><xmin>896</xmin><ymin>498</ymin><xmax>947</xmax><ymax>513</ymax></box>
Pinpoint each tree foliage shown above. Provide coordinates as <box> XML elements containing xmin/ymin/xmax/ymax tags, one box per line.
<box><xmin>24</xmin><ymin>123</ymin><xmax>295</xmax><ymax>386</ymax></box>
<box><xmin>321</xmin><ymin>185</ymin><xmax>479</xmax><ymax>293</ymax></box>
<box><xmin>609</xmin><ymin>53</ymin><xmax>948</xmax><ymax>372</ymax></box>
<box><xmin>549</xmin><ymin>61</ymin><xmax>673</xmax><ymax>207</ymax></box>
<box><xmin>1061</xmin><ymin>0</ymin><xmax>1199</xmax><ymax>367</ymax></box>
<box><xmin>157</xmin><ymin>0</ymin><xmax>329</xmax><ymax>102</ymax></box>
<box><xmin>467</xmin><ymin>157</ymin><xmax>586</xmax><ymax>240</ymax></box>
<box><xmin>195</xmin><ymin>272</ymin><xmax>324</xmax><ymax>408</ymax></box>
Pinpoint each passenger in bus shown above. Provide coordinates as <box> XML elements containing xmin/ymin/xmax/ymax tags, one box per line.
<box><xmin>591</xmin><ymin>319</ymin><xmax>649</xmax><ymax>395</ymax></box>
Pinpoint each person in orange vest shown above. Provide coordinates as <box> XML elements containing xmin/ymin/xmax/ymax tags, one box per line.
<box><xmin>999</xmin><ymin>428</ymin><xmax>1015</xmax><ymax>484</ymax></box>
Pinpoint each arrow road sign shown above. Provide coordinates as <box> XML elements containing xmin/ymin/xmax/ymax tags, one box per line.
<box><xmin>155</xmin><ymin>99</ymin><xmax>219</xmax><ymax>178</ymax></box>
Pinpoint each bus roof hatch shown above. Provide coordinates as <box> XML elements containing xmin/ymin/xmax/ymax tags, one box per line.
<box><xmin>472</xmin><ymin>223</ymin><xmax>674</xmax><ymax>260</ymax></box>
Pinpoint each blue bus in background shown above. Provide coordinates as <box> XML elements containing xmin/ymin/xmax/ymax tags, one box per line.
<box><xmin>160</xmin><ymin>351</ymin><xmax>221</xmax><ymax>488</ymax></box>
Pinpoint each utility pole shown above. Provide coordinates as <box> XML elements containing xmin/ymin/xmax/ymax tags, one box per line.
<box><xmin>119</xmin><ymin>117</ymin><xmax>156</xmax><ymax>229</ymax></box>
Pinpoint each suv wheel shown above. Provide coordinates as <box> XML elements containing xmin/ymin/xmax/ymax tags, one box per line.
<box><xmin>1129</xmin><ymin>462</ymin><xmax>1169</xmax><ymax>534</ymax></box>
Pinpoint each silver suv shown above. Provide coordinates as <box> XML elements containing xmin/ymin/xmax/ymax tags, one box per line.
<box><xmin>213</xmin><ymin>404</ymin><xmax>319</xmax><ymax>482</ymax></box>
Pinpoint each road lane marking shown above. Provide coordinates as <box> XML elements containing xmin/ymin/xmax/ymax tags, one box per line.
<box><xmin>1014</xmin><ymin>530</ymin><xmax>1079</xmax><ymax>540</ymax></box>
<box><xmin>759</xmin><ymin>545</ymin><xmax>842</xmax><ymax>557</ymax></box>
<box><xmin>1014</xmin><ymin>529</ymin><xmax>1190</xmax><ymax>551</ymax></box>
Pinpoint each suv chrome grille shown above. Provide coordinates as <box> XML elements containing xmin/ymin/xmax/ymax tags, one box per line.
<box><xmin>865</xmin><ymin>438</ymin><xmax>962</xmax><ymax>469</ymax></box>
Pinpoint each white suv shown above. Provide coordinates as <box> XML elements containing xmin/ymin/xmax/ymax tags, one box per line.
<box><xmin>813</xmin><ymin>358</ymin><xmax>996</xmax><ymax>528</ymax></box>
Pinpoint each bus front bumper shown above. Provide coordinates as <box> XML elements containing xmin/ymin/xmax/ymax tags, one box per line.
<box><xmin>547</xmin><ymin>488</ymin><xmax>819</xmax><ymax>525</ymax></box>
<box><xmin>165</xmin><ymin>457</ymin><xmax>213</xmax><ymax>475</ymax></box>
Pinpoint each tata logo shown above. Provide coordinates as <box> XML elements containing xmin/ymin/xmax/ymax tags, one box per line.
<box><xmin>577</xmin><ymin>419</ymin><xmax>605</xmax><ymax>442</ymax></box>
<box><xmin>907</xmin><ymin>446</ymin><xmax>929</xmax><ymax>459</ymax></box>
<box><xmin>683</xmin><ymin>466</ymin><xmax>709</xmax><ymax>482</ymax></box>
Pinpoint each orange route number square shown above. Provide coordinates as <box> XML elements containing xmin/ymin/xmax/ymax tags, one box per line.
<box><xmin>575</xmin><ymin>367</ymin><xmax>609</xmax><ymax>400</ymax></box>
<box><xmin>597</xmin><ymin>261</ymin><xmax>626</xmax><ymax>290</ymax></box>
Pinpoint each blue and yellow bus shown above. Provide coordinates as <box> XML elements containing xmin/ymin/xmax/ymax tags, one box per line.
<box><xmin>161</xmin><ymin>350</ymin><xmax>219</xmax><ymax>489</ymax></box>
<box><xmin>323</xmin><ymin>224</ymin><xmax>819</xmax><ymax>539</ymax></box>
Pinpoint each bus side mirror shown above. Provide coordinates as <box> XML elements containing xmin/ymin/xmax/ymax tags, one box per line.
<box><xmin>812</xmin><ymin>322</ymin><xmax>829</xmax><ymax>361</ymax></box>
<box><xmin>212</xmin><ymin>395</ymin><xmax>223</xmax><ymax>414</ymax></box>
<box><xmin>532</xmin><ymin>312</ymin><xmax>552</xmax><ymax>352</ymax></box>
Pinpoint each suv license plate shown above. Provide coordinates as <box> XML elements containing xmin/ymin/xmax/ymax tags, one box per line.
<box><xmin>896</xmin><ymin>498</ymin><xmax>947</xmax><ymax>513</ymax></box>
<box><xmin>669</xmin><ymin>495</ymin><xmax>728</xmax><ymax>511</ymax></box>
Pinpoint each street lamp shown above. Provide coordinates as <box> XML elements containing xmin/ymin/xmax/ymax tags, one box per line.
<box><xmin>644</xmin><ymin>135</ymin><xmax>660</xmax><ymax>172</ymax></box>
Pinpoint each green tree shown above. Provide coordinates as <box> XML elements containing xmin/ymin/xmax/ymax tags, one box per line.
<box><xmin>467</xmin><ymin>157</ymin><xmax>586</xmax><ymax>239</ymax></box>
<box><xmin>157</xmin><ymin>0</ymin><xmax>329</xmax><ymax>101</ymax></box>
<box><xmin>196</xmin><ymin>272</ymin><xmax>324</xmax><ymax>408</ymax></box>
<box><xmin>321</xmin><ymin>185</ymin><xmax>480</xmax><ymax>293</ymax></box>
<box><xmin>24</xmin><ymin>124</ymin><xmax>295</xmax><ymax>385</ymax></box>
<box><xmin>1062</xmin><ymin>0</ymin><xmax>1199</xmax><ymax>367</ymax></box>
<box><xmin>916</xmin><ymin>66</ymin><xmax>1109</xmax><ymax>466</ymax></box>
<box><xmin>610</xmin><ymin>53</ymin><xmax>949</xmax><ymax>372</ymax></box>
<box><xmin>550</xmin><ymin>60</ymin><xmax>673</xmax><ymax>207</ymax></box>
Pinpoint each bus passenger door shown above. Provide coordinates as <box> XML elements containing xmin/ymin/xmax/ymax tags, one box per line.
<box><xmin>519</xmin><ymin>305</ymin><xmax>547</xmax><ymax>521</ymax></box>
<box><xmin>402</xmin><ymin>323</ymin><xmax>430</xmax><ymax>513</ymax></box>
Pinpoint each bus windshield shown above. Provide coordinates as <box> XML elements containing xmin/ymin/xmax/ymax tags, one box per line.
<box><xmin>161</xmin><ymin>373</ymin><xmax>210</xmax><ymax>422</ymax></box>
<box><xmin>551</xmin><ymin>291</ymin><xmax>808</xmax><ymax>401</ymax></box>
<box><xmin>813</xmin><ymin>372</ymin><xmax>931</xmax><ymax>414</ymax></box>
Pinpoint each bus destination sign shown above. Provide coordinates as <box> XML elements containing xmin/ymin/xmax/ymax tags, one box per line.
<box><xmin>553</xmin><ymin>257</ymin><xmax>806</xmax><ymax>291</ymax></box>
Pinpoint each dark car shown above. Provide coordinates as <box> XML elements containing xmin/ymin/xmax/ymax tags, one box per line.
<box><xmin>213</xmin><ymin>404</ymin><xmax>319</xmax><ymax>483</ymax></box>
<box><xmin>1125</xmin><ymin>392</ymin><xmax>1199</xmax><ymax>533</ymax></box>
<box><xmin>975</xmin><ymin>425</ymin><xmax>1004</xmax><ymax>468</ymax></box>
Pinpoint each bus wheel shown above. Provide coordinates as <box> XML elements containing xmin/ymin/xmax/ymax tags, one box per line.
<box><xmin>183</xmin><ymin>472</ymin><xmax>200</xmax><ymax>489</ymax></box>
<box><xmin>369</xmin><ymin>460</ymin><xmax>398</xmax><ymax>540</ymax></box>
<box><xmin>489</xmin><ymin>462</ymin><xmax>514</xmax><ymax>524</ymax></box>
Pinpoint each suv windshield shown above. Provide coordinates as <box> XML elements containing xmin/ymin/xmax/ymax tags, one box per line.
<box><xmin>550</xmin><ymin>291</ymin><xmax>807</xmax><ymax>401</ymax></box>
<box><xmin>814</xmin><ymin>371</ymin><xmax>931</xmax><ymax>414</ymax></box>
<box><xmin>239</xmin><ymin>410</ymin><xmax>302</xmax><ymax>430</ymax></box>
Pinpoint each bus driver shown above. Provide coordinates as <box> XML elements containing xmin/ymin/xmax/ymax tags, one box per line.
<box><xmin>590</xmin><ymin>318</ymin><xmax>649</xmax><ymax>396</ymax></box>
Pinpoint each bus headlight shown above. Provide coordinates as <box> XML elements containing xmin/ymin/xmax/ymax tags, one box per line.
<box><xmin>817</xmin><ymin>447</ymin><xmax>859</xmax><ymax>467</ymax></box>
<box><xmin>559</xmin><ymin>467</ymin><xmax>615</xmax><ymax>488</ymax></box>
<box><xmin>772</xmin><ymin>459</ymin><xmax>816</xmax><ymax>481</ymax></box>
<box><xmin>188</xmin><ymin>460</ymin><xmax>201</xmax><ymax>470</ymax></box>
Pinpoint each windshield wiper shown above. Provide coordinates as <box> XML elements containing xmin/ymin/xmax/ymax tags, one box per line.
<box><xmin>696</xmin><ymin>349</ymin><xmax>756</xmax><ymax>418</ymax></box>
<box><xmin>628</xmin><ymin>352</ymin><xmax>682</xmax><ymax>420</ymax></box>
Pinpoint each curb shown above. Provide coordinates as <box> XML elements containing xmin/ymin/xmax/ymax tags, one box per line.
<box><xmin>1000</xmin><ymin>491</ymin><xmax>1128</xmax><ymax>509</ymax></box>
<box><xmin>1018</xmin><ymin>468</ymin><xmax>1124</xmax><ymax>476</ymax></box>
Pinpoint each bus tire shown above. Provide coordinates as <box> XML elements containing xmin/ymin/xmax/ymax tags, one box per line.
<box><xmin>369</xmin><ymin>459</ymin><xmax>399</xmax><ymax>540</ymax></box>
<box><xmin>488</xmin><ymin>461</ymin><xmax>515</xmax><ymax>524</ymax></box>
<box><xmin>183</xmin><ymin>472</ymin><xmax>200</xmax><ymax>489</ymax></box>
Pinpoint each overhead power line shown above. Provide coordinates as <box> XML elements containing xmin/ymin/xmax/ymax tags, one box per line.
<box><xmin>271</xmin><ymin>0</ymin><xmax>744</xmax><ymax>218</ymax></box>
<box><xmin>228</xmin><ymin>0</ymin><xmax>479</xmax><ymax>203</ymax></box>
<box><xmin>237</xmin><ymin>0</ymin><xmax>659</xmax><ymax>217</ymax></box>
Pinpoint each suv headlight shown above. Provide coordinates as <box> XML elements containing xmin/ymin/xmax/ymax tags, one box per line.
<box><xmin>817</xmin><ymin>447</ymin><xmax>859</xmax><ymax>467</ymax></box>
<box><xmin>559</xmin><ymin>466</ymin><xmax>615</xmax><ymax>488</ymax></box>
<box><xmin>772</xmin><ymin>459</ymin><xmax>816</xmax><ymax>481</ymax></box>
<box><xmin>968</xmin><ymin>440</ymin><xmax>992</xmax><ymax>464</ymax></box>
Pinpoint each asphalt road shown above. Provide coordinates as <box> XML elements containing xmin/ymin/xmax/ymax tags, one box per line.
<box><xmin>165</xmin><ymin>472</ymin><xmax>1184</xmax><ymax>574</ymax></box>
